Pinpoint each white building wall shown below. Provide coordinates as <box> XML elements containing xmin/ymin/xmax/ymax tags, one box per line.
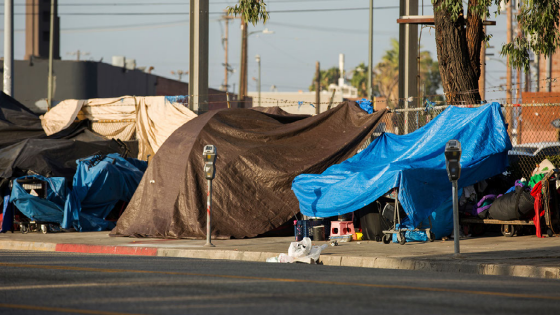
<box><xmin>246</xmin><ymin>91</ymin><xmax>344</xmax><ymax>115</ymax></box>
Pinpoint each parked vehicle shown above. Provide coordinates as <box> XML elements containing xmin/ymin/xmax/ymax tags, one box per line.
<box><xmin>508</xmin><ymin>142</ymin><xmax>560</xmax><ymax>165</ymax></box>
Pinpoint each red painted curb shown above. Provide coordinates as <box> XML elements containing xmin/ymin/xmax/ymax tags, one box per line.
<box><xmin>55</xmin><ymin>244</ymin><xmax>158</xmax><ymax>256</ymax></box>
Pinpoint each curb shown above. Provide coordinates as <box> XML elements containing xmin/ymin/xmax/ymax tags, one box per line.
<box><xmin>55</xmin><ymin>244</ymin><xmax>158</xmax><ymax>256</ymax></box>
<box><xmin>1</xmin><ymin>240</ymin><xmax>559</xmax><ymax>280</ymax></box>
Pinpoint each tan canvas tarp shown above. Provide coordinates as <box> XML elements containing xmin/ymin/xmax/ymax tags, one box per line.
<box><xmin>40</xmin><ymin>96</ymin><xmax>197</xmax><ymax>160</ymax></box>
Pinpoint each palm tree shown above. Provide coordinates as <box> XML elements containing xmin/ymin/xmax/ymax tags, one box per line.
<box><xmin>309</xmin><ymin>67</ymin><xmax>340</xmax><ymax>92</ymax></box>
<box><xmin>372</xmin><ymin>38</ymin><xmax>442</xmax><ymax>108</ymax></box>
<box><xmin>374</xmin><ymin>39</ymin><xmax>400</xmax><ymax>108</ymax></box>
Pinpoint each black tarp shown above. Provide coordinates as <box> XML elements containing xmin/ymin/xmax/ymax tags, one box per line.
<box><xmin>111</xmin><ymin>102</ymin><xmax>387</xmax><ymax>239</ymax></box>
<box><xmin>0</xmin><ymin>139</ymin><xmax>138</xmax><ymax>210</ymax></box>
<box><xmin>0</xmin><ymin>92</ymin><xmax>45</xmax><ymax>148</ymax></box>
<box><xmin>0</xmin><ymin>139</ymin><xmax>137</xmax><ymax>180</ymax></box>
<box><xmin>0</xmin><ymin>92</ymin><xmax>106</xmax><ymax>148</ymax></box>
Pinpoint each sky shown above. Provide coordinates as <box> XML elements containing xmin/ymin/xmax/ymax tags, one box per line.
<box><xmin>0</xmin><ymin>0</ymin><xmax>511</xmax><ymax>103</ymax></box>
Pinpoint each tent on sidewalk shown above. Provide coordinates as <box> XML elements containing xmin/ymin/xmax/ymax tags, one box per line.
<box><xmin>0</xmin><ymin>92</ymin><xmax>104</xmax><ymax>149</ymax></box>
<box><xmin>0</xmin><ymin>139</ymin><xmax>136</xmax><ymax>219</ymax></box>
<box><xmin>0</xmin><ymin>139</ymin><xmax>135</xmax><ymax>180</ymax></box>
<box><xmin>40</xmin><ymin>96</ymin><xmax>198</xmax><ymax>160</ymax></box>
<box><xmin>4</xmin><ymin>154</ymin><xmax>147</xmax><ymax>233</ymax></box>
<box><xmin>292</xmin><ymin>103</ymin><xmax>512</xmax><ymax>238</ymax></box>
<box><xmin>111</xmin><ymin>102</ymin><xmax>387</xmax><ymax>239</ymax></box>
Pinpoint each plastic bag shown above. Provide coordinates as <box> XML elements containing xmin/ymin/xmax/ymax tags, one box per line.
<box><xmin>288</xmin><ymin>237</ymin><xmax>312</xmax><ymax>258</ymax></box>
<box><xmin>307</xmin><ymin>244</ymin><xmax>328</xmax><ymax>261</ymax></box>
<box><xmin>266</xmin><ymin>256</ymin><xmax>279</xmax><ymax>263</ymax></box>
<box><xmin>267</xmin><ymin>237</ymin><xmax>328</xmax><ymax>264</ymax></box>
<box><xmin>278</xmin><ymin>253</ymin><xmax>294</xmax><ymax>263</ymax></box>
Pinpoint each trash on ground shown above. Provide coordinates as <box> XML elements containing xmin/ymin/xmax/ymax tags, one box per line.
<box><xmin>266</xmin><ymin>237</ymin><xmax>328</xmax><ymax>264</ymax></box>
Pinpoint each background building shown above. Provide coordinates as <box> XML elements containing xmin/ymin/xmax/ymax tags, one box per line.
<box><xmin>0</xmin><ymin>0</ymin><xmax>246</xmax><ymax>113</ymax></box>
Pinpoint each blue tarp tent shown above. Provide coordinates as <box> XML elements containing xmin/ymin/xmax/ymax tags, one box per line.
<box><xmin>6</xmin><ymin>154</ymin><xmax>147</xmax><ymax>232</ymax></box>
<box><xmin>9</xmin><ymin>175</ymin><xmax>68</xmax><ymax>223</ymax></box>
<box><xmin>62</xmin><ymin>153</ymin><xmax>147</xmax><ymax>231</ymax></box>
<box><xmin>292</xmin><ymin>103</ymin><xmax>512</xmax><ymax>234</ymax></box>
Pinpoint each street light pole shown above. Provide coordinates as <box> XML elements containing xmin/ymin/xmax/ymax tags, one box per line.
<box><xmin>47</xmin><ymin>0</ymin><xmax>55</xmax><ymax>110</ymax></box>
<box><xmin>367</xmin><ymin>0</ymin><xmax>373</xmax><ymax>100</ymax></box>
<box><xmin>239</xmin><ymin>22</ymin><xmax>248</xmax><ymax>108</ymax></box>
<box><xmin>3</xmin><ymin>0</ymin><xmax>14</xmax><ymax>96</ymax></box>
<box><xmin>189</xmin><ymin>0</ymin><xmax>209</xmax><ymax>114</ymax></box>
<box><xmin>255</xmin><ymin>55</ymin><xmax>261</xmax><ymax>107</ymax></box>
<box><xmin>240</xmin><ymin>28</ymin><xmax>273</xmax><ymax>108</ymax></box>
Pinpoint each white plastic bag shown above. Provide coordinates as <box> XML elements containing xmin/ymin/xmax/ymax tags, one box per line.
<box><xmin>266</xmin><ymin>256</ymin><xmax>279</xmax><ymax>263</ymax></box>
<box><xmin>307</xmin><ymin>244</ymin><xmax>328</xmax><ymax>261</ymax></box>
<box><xmin>288</xmin><ymin>237</ymin><xmax>312</xmax><ymax>258</ymax></box>
<box><xmin>267</xmin><ymin>237</ymin><xmax>328</xmax><ymax>264</ymax></box>
<box><xmin>278</xmin><ymin>253</ymin><xmax>294</xmax><ymax>263</ymax></box>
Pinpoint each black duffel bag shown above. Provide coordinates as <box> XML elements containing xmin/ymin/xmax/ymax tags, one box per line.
<box><xmin>488</xmin><ymin>186</ymin><xmax>535</xmax><ymax>221</ymax></box>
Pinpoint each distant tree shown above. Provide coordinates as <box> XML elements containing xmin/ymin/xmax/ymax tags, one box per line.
<box><xmin>349</xmin><ymin>62</ymin><xmax>369</xmax><ymax>97</ymax></box>
<box><xmin>420</xmin><ymin>50</ymin><xmax>444</xmax><ymax>103</ymax></box>
<box><xmin>309</xmin><ymin>67</ymin><xmax>340</xmax><ymax>92</ymax></box>
<box><xmin>227</xmin><ymin>0</ymin><xmax>269</xmax><ymax>25</ymax></box>
<box><xmin>374</xmin><ymin>39</ymin><xmax>400</xmax><ymax>107</ymax></box>
<box><xmin>372</xmin><ymin>39</ymin><xmax>443</xmax><ymax>108</ymax></box>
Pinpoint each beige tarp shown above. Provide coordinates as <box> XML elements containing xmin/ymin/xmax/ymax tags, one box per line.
<box><xmin>40</xmin><ymin>96</ymin><xmax>197</xmax><ymax>160</ymax></box>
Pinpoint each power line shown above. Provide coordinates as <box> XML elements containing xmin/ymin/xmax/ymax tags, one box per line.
<box><xmin>266</xmin><ymin>21</ymin><xmax>394</xmax><ymax>34</ymax></box>
<box><xmin>2</xmin><ymin>6</ymin><xmax>400</xmax><ymax>16</ymax></box>
<box><xmin>4</xmin><ymin>0</ymin><xmax>371</xmax><ymax>5</ymax></box>
<box><xmin>0</xmin><ymin>20</ymin><xmax>193</xmax><ymax>33</ymax></box>
<box><xmin>265</xmin><ymin>6</ymin><xmax>399</xmax><ymax>13</ymax></box>
<box><xmin>0</xmin><ymin>17</ymin><xmax>386</xmax><ymax>34</ymax></box>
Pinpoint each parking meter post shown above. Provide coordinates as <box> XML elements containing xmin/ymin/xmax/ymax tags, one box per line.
<box><xmin>205</xmin><ymin>178</ymin><xmax>214</xmax><ymax>247</ymax></box>
<box><xmin>203</xmin><ymin>145</ymin><xmax>217</xmax><ymax>247</ymax></box>
<box><xmin>444</xmin><ymin>140</ymin><xmax>462</xmax><ymax>258</ymax></box>
<box><xmin>452</xmin><ymin>180</ymin><xmax>460</xmax><ymax>256</ymax></box>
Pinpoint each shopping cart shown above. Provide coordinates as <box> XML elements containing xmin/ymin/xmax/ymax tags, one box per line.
<box><xmin>381</xmin><ymin>188</ymin><xmax>435</xmax><ymax>245</ymax></box>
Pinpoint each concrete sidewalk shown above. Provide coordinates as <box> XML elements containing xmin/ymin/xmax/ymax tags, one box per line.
<box><xmin>1</xmin><ymin>231</ymin><xmax>560</xmax><ymax>279</ymax></box>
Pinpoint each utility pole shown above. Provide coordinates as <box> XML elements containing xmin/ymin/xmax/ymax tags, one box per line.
<box><xmin>315</xmin><ymin>61</ymin><xmax>320</xmax><ymax>115</ymax></box>
<box><xmin>47</xmin><ymin>0</ymin><xmax>55</xmax><ymax>110</ymax></box>
<box><xmin>3</xmin><ymin>0</ymin><xmax>14</xmax><ymax>96</ymax></box>
<box><xmin>505</xmin><ymin>0</ymin><xmax>512</xmax><ymax>135</ymax></box>
<box><xmin>398</xmin><ymin>0</ymin><xmax>418</xmax><ymax>135</ymax></box>
<box><xmin>239</xmin><ymin>21</ymin><xmax>248</xmax><ymax>108</ymax></box>
<box><xmin>525</xmin><ymin>59</ymin><xmax>530</xmax><ymax>92</ymax></box>
<box><xmin>256</xmin><ymin>55</ymin><xmax>261</xmax><ymax>107</ymax></box>
<box><xmin>516</xmin><ymin>19</ymin><xmax>522</xmax><ymax>103</ymax></box>
<box><xmin>171</xmin><ymin>70</ymin><xmax>187</xmax><ymax>81</ymax></box>
<box><xmin>547</xmin><ymin>55</ymin><xmax>552</xmax><ymax>92</ymax></box>
<box><xmin>222</xmin><ymin>12</ymin><xmax>234</xmax><ymax>92</ymax></box>
<box><xmin>535</xmin><ymin>54</ymin><xmax>540</xmax><ymax>92</ymax></box>
<box><xmin>189</xmin><ymin>0</ymin><xmax>209</xmax><ymax>114</ymax></box>
<box><xmin>67</xmin><ymin>50</ymin><xmax>90</xmax><ymax>61</ymax></box>
<box><xmin>367</xmin><ymin>0</ymin><xmax>374</xmax><ymax>100</ymax></box>
<box><xmin>517</xmin><ymin>67</ymin><xmax>522</xmax><ymax>103</ymax></box>
<box><xmin>506</xmin><ymin>1</ymin><xmax>512</xmax><ymax>104</ymax></box>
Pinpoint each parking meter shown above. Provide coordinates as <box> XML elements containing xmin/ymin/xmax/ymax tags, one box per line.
<box><xmin>203</xmin><ymin>145</ymin><xmax>217</xmax><ymax>180</ymax></box>
<box><xmin>445</xmin><ymin>140</ymin><xmax>462</xmax><ymax>181</ymax></box>
<box><xmin>444</xmin><ymin>140</ymin><xmax>462</xmax><ymax>257</ymax></box>
<box><xmin>203</xmin><ymin>145</ymin><xmax>217</xmax><ymax>247</ymax></box>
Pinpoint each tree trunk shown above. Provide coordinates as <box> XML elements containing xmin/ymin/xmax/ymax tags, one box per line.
<box><xmin>433</xmin><ymin>1</ymin><xmax>481</xmax><ymax>105</ymax></box>
<box><xmin>466</xmin><ymin>0</ymin><xmax>483</xmax><ymax>79</ymax></box>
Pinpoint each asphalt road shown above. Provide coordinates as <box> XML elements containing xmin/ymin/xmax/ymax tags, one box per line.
<box><xmin>1</xmin><ymin>250</ymin><xmax>560</xmax><ymax>315</ymax></box>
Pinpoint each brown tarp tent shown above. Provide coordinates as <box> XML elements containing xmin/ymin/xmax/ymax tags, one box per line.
<box><xmin>111</xmin><ymin>102</ymin><xmax>387</xmax><ymax>239</ymax></box>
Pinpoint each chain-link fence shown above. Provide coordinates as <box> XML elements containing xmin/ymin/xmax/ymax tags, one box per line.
<box><xmin>364</xmin><ymin>104</ymin><xmax>560</xmax><ymax>179</ymax></box>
